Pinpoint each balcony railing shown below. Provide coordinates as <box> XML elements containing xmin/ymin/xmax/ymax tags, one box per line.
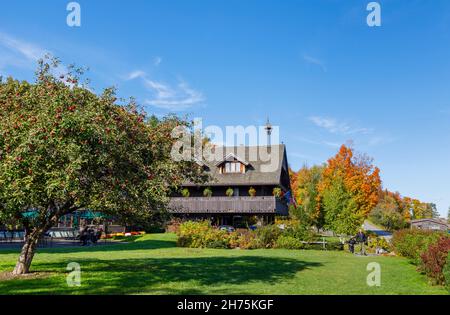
<box><xmin>168</xmin><ymin>196</ymin><xmax>288</xmax><ymax>215</ymax></box>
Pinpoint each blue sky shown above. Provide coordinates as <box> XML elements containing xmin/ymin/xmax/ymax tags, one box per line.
<box><xmin>0</xmin><ymin>0</ymin><xmax>449</xmax><ymax>216</ymax></box>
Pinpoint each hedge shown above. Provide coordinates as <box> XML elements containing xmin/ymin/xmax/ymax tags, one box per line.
<box><xmin>176</xmin><ymin>221</ymin><xmax>344</xmax><ymax>251</ymax></box>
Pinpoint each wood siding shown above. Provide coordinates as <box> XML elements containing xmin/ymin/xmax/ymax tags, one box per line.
<box><xmin>168</xmin><ymin>196</ymin><xmax>288</xmax><ymax>215</ymax></box>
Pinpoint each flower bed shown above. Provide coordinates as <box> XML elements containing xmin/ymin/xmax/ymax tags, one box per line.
<box><xmin>101</xmin><ymin>231</ymin><xmax>145</xmax><ymax>239</ymax></box>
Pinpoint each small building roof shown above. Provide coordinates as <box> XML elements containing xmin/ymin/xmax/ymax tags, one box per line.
<box><xmin>411</xmin><ymin>218</ymin><xmax>449</xmax><ymax>227</ymax></box>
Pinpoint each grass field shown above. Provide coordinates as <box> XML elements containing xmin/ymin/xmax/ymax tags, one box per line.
<box><xmin>0</xmin><ymin>233</ymin><xmax>447</xmax><ymax>295</ymax></box>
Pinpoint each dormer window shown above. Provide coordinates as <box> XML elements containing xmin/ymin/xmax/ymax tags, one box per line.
<box><xmin>216</xmin><ymin>152</ymin><xmax>249</xmax><ymax>174</ymax></box>
<box><xmin>224</xmin><ymin>161</ymin><xmax>243</xmax><ymax>174</ymax></box>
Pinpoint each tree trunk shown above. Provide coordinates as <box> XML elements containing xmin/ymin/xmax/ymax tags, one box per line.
<box><xmin>12</xmin><ymin>229</ymin><xmax>42</xmax><ymax>275</ymax></box>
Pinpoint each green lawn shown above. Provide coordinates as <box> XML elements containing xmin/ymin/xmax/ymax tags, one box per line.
<box><xmin>0</xmin><ymin>233</ymin><xmax>447</xmax><ymax>295</ymax></box>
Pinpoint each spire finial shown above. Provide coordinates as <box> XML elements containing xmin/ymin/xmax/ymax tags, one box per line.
<box><xmin>265</xmin><ymin>117</ymin><xmax>272</xmax><ymax>146</ymax></box>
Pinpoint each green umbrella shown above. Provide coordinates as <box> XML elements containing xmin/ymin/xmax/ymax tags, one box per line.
<box><xmin>22</xmin><ymin>210</ymin><xmax>38</xmax><ymax>219</ymax></box>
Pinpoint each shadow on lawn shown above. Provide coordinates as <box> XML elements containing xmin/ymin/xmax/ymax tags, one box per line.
<box><xmin>42</xmin><ymin>238</ymin><xmax>178</xmax><ymax>254</ymax></box>
<box><xmin>0</xmin><ymin>256</ymin><xmax>323</xmax><ymax>295</ymax></box>
<box><xmin>0</xmin><ymin>238</ymin><xmax>178</xmax><ymax>255</ymax></box>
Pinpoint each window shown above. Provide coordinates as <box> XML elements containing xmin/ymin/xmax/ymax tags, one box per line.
<box><xmin>223</xmin><ymin>162</ymin><xmax>242</xmax><ymax>173</ymax></box>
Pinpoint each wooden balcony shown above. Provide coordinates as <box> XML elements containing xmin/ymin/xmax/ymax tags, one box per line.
<box><xmin>168</xmin><ymin>196</ymin><xmax>288</xmax><ymax>215</ymax></box>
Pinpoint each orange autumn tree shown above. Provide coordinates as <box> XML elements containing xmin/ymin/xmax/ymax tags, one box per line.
<box><xmin>317</xmin><ymin>145</ymin><xmax>382</xmax><ymax>234</ymax></box>
<box><xmin>384</xmin><ymin>190</ymin><xmax>411</xmax><ymax>222</ymax></box>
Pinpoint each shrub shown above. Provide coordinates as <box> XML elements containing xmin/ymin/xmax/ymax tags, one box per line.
<box><xmin>202</xmin><ymin>229</ymin><xmax>229</xmax><ymax>249</ymax></box>
<box><xmin>274</xmin><ymin>235</ymin><xmax>304</xmax><ymax>249</ymax></box>
<box><xmin>176</xmin><ymin>221</ymin><xmax>345</xmax><ymax>252</ymax></box>
<box><xmin>419</xmin><ymin>236</ymin><xmax>450</xmax><ymax>285</ymax></box>
<box><xmin>273</xmin><ymin>187</ymin><xmax>282</xmax><ymax>198</ymax></box>
<box><xmin>226</xmin><ymin>187</ymin><xmax>234</xmax><ymax>197</ymax></box>
<box><xmin>255</xmin><ymin>225</ymin><xmax>282</xmax><ymax>248</ymax></box>
<box><xmin>444</xmin><ymin>252</ymin><xmax>450</xmax><ymax>292</ymax></box>
<box><xmin>177</xmin><ymin>221</ymin><xmax>257</xmax><ymax>249</ymax></box>
<box><xmin>181</xmin><ymin>188</ymin><xmax>190</xmax><ymax>198</ymax></box>
<box><xmin>283</xmin><ymin>223</ymin><xmax>317</xmax><ymax>242</ymax></box>
<box><xmin>248</xmin><ymin>187</ymin><xmax>256</xmax><ymax>197</ymax></box>
<box><xmin>203</xmin><ymin>187</ymin><xmax>213</xmax><ymax>197</ymax></box>
<box><xmin>391</xmin><ymin>229</ymin><xmax>444</xmax><ymax>264</ymax></box>
<box><xmin>166</xmin><ymin>218</ymin><xmax>183</xmax><ymax>233</ymax></box>
<box><xmin>236</xmin><ymin>231</ymin><xmax>259</xmax><ymax>249</ymax></box>
<box><xmin>326</xmin><ymin>241</ymin><xmax>344</xmax><ymax>251</ymax></box>
<box><xmin>275</xmin><ymin>218</ymin><xmax>300</xmax><ymax>227</ymax></box>
<box><xmin>177</xmin><ymin>221</ymin><xmax>212</xmax><ymax>248</ymax></box>
<box><xmin>226</xmin><ymin>232</ymin><xmax>241</xmax><ymax>249</ymax></box>
<box><xmin>368</xmin><ymin>237</ymin><xmax>390</xmax><ymax>252</ymax></box>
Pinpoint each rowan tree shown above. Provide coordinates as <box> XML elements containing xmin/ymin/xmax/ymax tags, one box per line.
<box><xmin>0</xmin><ymin>58</ymin><xmax>206</xmax><ymax>274</ymax></box>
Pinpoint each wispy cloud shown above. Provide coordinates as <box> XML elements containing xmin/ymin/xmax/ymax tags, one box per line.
<box><xmin>289</xmin><ymin>152</ymin><xmax>313</xmax><ymax>159</ymax></box>
<box><xmin>126</xmin><ymin>70</ymin><xmax>146</xmax><ymax>80</ymax></box>
<box><xmin>308</xmin><ymin>116</ymin><xmax>372</xmax><ymax>135</ymax></box>
<box><xmin>0</xmin><ymin>31</ymin><xmax>72</xmax><ymax>85</ymax></box>
<box><xmin>0</xmin><ymin>32</ymin><xmax>48</xmax><ymax>62</ymax></box>
<box><xmin>0</xmin><ymin>32</ymin><xmax>49</xmax><ymax>72</ymax></box>
<box><xmin>303</xmin><ymin>54</ymin><xmax>327</xmax><ymax>72</ymax></box>
<box><xmin>125</xmin><ymin>70</ymin><xmax>205</xmax><ymax>111</ymax></box>
<box><xmin>306</xmin><ymin>116</ymin><xmax>394</xmax><ymax>148</ymax></box>
<box><xmin>296</xmin><ymin>136</ymin><xmax>341</xmax><ymax>148</ymax></box>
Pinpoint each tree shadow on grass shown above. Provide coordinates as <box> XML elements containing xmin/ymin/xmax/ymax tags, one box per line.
<box><xmin>41</xmin><ymin>238</ymin><xmax>178</xmax><ymax>254</ymax></box>
<box><xmin>0</xmin><ymin>256</ymin><xmax>323</xmax><ymax>295</ymax></box>
<box><xmin>0</xmin><ymin>238</ymin><xmax>178</xmax><ymax>255</ymax></box>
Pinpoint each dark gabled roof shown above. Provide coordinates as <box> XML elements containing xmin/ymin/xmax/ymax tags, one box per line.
<box><xmin>184</xmin><ymin>144</ymin><xmax>288</xmax><ymax>187</ymax></box>
<box><xmin>215</xmin><ymin>152</ymin><xmax>249</xmax><ymax>166</ymax></box>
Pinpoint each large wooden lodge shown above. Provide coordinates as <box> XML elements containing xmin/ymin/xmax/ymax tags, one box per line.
<box><xmin>168</xmin><ymin>143</ymin><xmax>292</xmax><ymax>227</ymax></box>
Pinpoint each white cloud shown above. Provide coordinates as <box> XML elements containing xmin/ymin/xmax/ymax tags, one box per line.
<box><xmin>303</xmin><ymin>54</ymin><xmax>327</xmax><ymax>72</ymax></box>
<box><xmin>126</xmin><ymin>70</ymin><xmax>147</xmax><ymax>80</ymax></box>
<box><xmin>125</xmin><ymin>70</ymin><xmax>205</xmax><ymax>111</ymax></box>
<box><xmin>309</xmin><ymin>116</ymin><xmax>372</xmax><ymax>135</ymax></box>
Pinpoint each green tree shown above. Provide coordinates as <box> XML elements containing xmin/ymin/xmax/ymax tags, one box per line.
<box><xmin>429</xmin><ymin>203</ymin><xmax>440</xmax><ymax>219</ymax></box>
<box><xmin>290</xmin><ymin>165</ymin><xmax>324</xmax><ymax>229</ymax></box>
<box><xmin>369</xmin><ymin>194</ymin><xmax>408</xmax><ymax>231</ymax></box>
<box><xmin>0</xmin><ymin>58</ymin><xmax>205</xmax><ymax>274</ymax></box>
<box><xmin>321</xmin><ymin>178</ymin><xmax>363</xmax><ymax>235</ymax></box>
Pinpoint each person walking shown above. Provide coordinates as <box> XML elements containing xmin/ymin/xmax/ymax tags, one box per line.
<box><xmin>355</xmin><ymin>229</ymin><xmax>367</xmax><ymax>256</ymax></box>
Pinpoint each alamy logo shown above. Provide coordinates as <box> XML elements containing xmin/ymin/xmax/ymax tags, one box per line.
<box><xmin>66</xmin><ymin>262</ymin><xmax>81</xmax><ymax>287</ymax></box>
<box><xmin>366</xmin><ymin>262</ymin><xmax>381</xmax><ymax>287</ymax></box>
<box><xmin>366</xmin><ymin>2</ymin><xmax>381</xmax><ymax>27</ymax></box>
<box><xmin>67</xmin><ymin>2</ymin><xmax>81</xmax><ymax>27</ymax></box>
<box><xmin>170</xmin><ymin>118</ymin><xmax>281</xmax><ymax>173</ymax></box>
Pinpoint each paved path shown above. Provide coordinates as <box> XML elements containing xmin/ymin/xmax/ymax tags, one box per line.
<box><xmin>363</xmin><ymin>220</ymin><xmax>393</xmax><ymax>240</ymax></box>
